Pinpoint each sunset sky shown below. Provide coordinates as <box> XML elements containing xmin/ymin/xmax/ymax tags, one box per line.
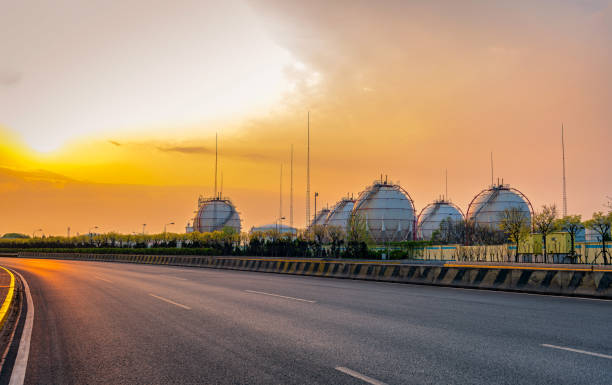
<box><xmin>1</xmin><ymin>0</ymin><xmax>611</xmax><ymax>236</ymax></box>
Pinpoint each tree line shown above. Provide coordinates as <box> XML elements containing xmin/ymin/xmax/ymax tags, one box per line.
<box><xmin>0</xmin><ymin>214</ymin><xmax>386</xmax><ymax>259</ymax></box>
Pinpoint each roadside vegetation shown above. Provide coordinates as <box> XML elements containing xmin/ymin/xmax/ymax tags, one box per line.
<box><xmin>2</xmin><ymin>201</ymin><xmax>610</xmax><ymax>263</ymax></box>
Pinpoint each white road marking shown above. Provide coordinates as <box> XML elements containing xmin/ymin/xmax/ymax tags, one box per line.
<box><xmin>148</xmin><ymin>294</ymin><xmax>191</xmax><ymax>310</ymax></box>
<box><xmin>245</xmin><ymin>290</ymin><xmax>316</xmax><ymax>303</ymax></box>
<box><xmin>335</xmin><ymin>367</ymin><xmax>388</xmax><ymax>385</ymax></box>
<box><xmin>93</xmin><ymin>276</ymin><xmax>113</xmax><ymax>283</ymax></box>
<box><xmin>541</xmin><ymin>344</ymin><xmax>612</xmax><ymax>360</ymax></box>
<box><xmin>9</xmin><ymin>270</ymin><xmax>34</xmax><ymax>385</ymax></box>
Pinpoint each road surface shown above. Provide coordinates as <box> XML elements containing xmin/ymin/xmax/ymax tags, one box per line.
<box><xmin>1</xmin><ymin>257</ymin><xmax>610</xmax><ymax>385</ymax></box>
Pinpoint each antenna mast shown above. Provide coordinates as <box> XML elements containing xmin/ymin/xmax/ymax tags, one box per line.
<box><xmin>280</xmin><ymin>163</ymin><xmax>283</xmax><ymax>227</ymax></box>
<box><xmin>214</xmin><ymin>133</ymin><xmax>218</xmax><ymax>198</ymax></box>
<box><xmin>290</xmin><ymin>144</ymin><xmax>294</xmax><ymax>228</ymax></box>
<box><xmin>562</xmin><ymin>124</ymin><xmax>567</xmax><ymax>216</ymax></box>
<box><xmin>445</xmin><ymin>169</ymin><xmax>448</xmax><ymax>201</ymax></box>
<box><xmin>490</xmin><ymin>151</ymin><xmax>494</xmax><ymax>186</ymax></box>
<box><xmin>306</xmin><ymin>111</ymin><xmax>311</xmax><ymax>227</ymax></box>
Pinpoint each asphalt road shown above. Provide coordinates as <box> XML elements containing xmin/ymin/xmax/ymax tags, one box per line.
<box><xmin>0</xmin><ymin>257</ymin><xmax>610</xmax><ymax>385</ymax></box>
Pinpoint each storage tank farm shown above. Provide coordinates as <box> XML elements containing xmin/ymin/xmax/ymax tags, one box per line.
<box><xmin>417</xmin><ymin>199</ymin><xmax>464</xmax><ymax>240</ymax></box>
<box><xmin>466</xmin><ymin>181</ymin><xmax>533</xmax><ymax>230</ymax></box>
<box><xmin>352</xmin><ymin>177</ymin><xmax>417</xmax><ymax>243</ymax></box>
<box><xmin>325</xmin><ymin>197</ymin><xmax>356</xmax><ymax>229</ymax></box>
<box><xmin>192</xmin><ymin>195</ymin><xmax>242</xmax><ymax>233</ymax></box>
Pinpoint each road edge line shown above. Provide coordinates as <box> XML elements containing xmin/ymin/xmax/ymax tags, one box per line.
<box><xmin>8</xmin><ymin>270</ymin><xmax>34</xmax><ymax>385</ymax></box>
<box><xmin>0</xmin><ymin>267</ymin><xmax>15</xmax><ymax>330</ymax></box>
<box><xmin>541</xmin><ymin>344</ymin><xmax>612</xmax><ymax>360</ymax></box>
<box><xmin>335</xmin><ymin>367</ymin><xmax>388</xmax><ymax>385</ymax></box>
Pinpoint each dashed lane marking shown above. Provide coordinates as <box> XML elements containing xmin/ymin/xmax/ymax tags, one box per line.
<box><xmin>335</xmin><ymin>367</ymin><xmax>388</xmax><ymax>385</ymax></box>
<box><xmin>93</xmin><ymin>276</ymin><xmax>113</xmax><ymax>283</ymax></box>
<box><xmin>148</xmin><ymin>294</ymin><xmax>191</xmax><ymax>310</ymax></box>
<box><xmin>542</xmin><ymin>344</ymin><xmax>612</xmax><ymax>360</ymax></box>
<box><xmin>166</xmin><ymin>276</ymin><xmax>188</xmax><ymax>281</ymax></box>
<box><xmin>245</xmin><ymin>290</ymin><xmax>316</xmax><ymax>303</ymax></box>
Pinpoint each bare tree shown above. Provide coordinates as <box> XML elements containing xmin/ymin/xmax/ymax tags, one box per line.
<box><xmin>533</xmin><ymin>204</ymin><xmax>558</xmax><ymax>263</ymax></box>
<box><xmin>346</xmin><ymin>213</ymin><xmax>370</xmax><ymax>244</ymax></box>
<box><xmin>344</xmin><ymin>213</ymin><xmax>372</xmax><ymax>258</ymax></box>
<box><xmin>327</xmin><ymin>225</ymin><xmax>345</xmax><ymax>258</ymax></box>
<box><xmin>433</xmin><ymin>217</ymin><xmax>466</xmax><ymax>244</ymax></box>
<box><xmin>499</xmin><ymin>207</ymin><xmax>531</xmax><ymax>262</ymax></box>
<box><xmin>554</xmin><ymin>215</ymin><xmax>582</xmax><ymax>262</ymax></box>
<box><xmin>311</xmin><ymin>224</ymin><xmax>327</xmax><ymax>257</ymax></box>
<box><xmin>585</xmin><ymin>211</ymin><xmax>612</xmax><ymax>265</ymax></box>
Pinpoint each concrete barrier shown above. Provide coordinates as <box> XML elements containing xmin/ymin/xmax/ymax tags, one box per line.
<box><xmin>12</xmin><ymin>252</ymin><xmax>612</xmax><ymax>299</ymax></box>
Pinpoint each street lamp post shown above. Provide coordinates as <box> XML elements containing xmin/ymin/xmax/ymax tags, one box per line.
<box><xmin>164</xmin><ymin>222</ymin><xmax>175</xmax><ymax>235</ymax></box>
<box><xmin>275</xmin><ymin>217</ymin><xmax>286</xmax><ymax>233</ymax></box>
<box><xmin>88</xmin><ymin>226</ymin><xmax>99</xmax><ymax>244</ymax></box>
<box><xmin>142</xmin><ymin>224</ymin><xmax>147</xmax><ymax>235</ymax></box>
<box><xmin>32</xmin><ymin>228</ymin><xmax>43</xmax><ymax>238</ymax></box>
<box><xmin>164</xmin><ymin>222</ymin><xmax>175</xmax><ymax>244</ymax></box>
<box><xmin>314</xmin><ymin>192</ymin><xmax>319</xmax><ymax>225</ymax></box>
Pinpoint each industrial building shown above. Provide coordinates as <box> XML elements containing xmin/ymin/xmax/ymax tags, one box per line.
<box><xmin>417</xmin><ymin>199</ymin><xmax>464</xmax><ymax>240</ymax></box>
<box><xmin>352</xmin><ymin>177</ymin><xmax>416</xmax><ymax>243</ymax></box>
<box><xmin>466</xmin><ymin>182</ymin><xmax>532</xmax><ymax>230</ymax></box>
<box><xmin>249</xmin><ymin>224</ymin><xmax>297</xmax><ymax>235</ymax></box>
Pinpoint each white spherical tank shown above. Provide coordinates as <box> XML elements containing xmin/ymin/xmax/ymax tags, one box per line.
<box><xmin>193</xmin><ymin>197</ymin><xmax>241</xmax><ymax>233</ymax></box>
<box><xmin>326</xmin><ymin>198</ymin><xmax>355</xmax><ymax>229</ymax></box>
<box><xmin>353</xmin><ymin>179</ymin><xmax>416</xmax><ymax>243</ymax></box>
<box><xmin>466</xmin><ymin>183</ymin><xmax>532</xmax><ymax>230</ymax></box>
<box><xmin>311</xmin><ymin>208</ymin><xmax>331</xmax><ymax>226</ymax></box>
<box><xmin>417</xmin><ymin>200</ymin><xmax>464</xmax><ymax>240</ymax></box>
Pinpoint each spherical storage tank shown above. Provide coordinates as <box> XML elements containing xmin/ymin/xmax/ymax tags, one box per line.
<box><xmin>417</xmin><ymin>199</ymin><xmax>464</xmax><ymax>240</ymax></box>
<box><xmin>192</xmin><ymin>197</ymin><xmax>241</xmax><ymax>233</ymax></box>
<box><xmin>311</xmin><ymin>208</ymin><xmax>331</xmax><ymax>227</ymax></box>
<box><xmin>353</xmin><ymin>179</ymin><xmax>416</xmax><ymax>243</ymax></box>
<box><xmin>466</xmin><ymin>183</ymin><xmax>532</xmax><ymax>230</ymax></box>
<box><xmin>326</xmin><ymin>197</ymin><xmax>355</xmax><ymax>229</ymax></box>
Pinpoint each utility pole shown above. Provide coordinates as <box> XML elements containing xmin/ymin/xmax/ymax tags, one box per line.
<box><xmin>314</xmin><ymin>192</ymin><xmax>319</xmax><ymax>226</ymax></box>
